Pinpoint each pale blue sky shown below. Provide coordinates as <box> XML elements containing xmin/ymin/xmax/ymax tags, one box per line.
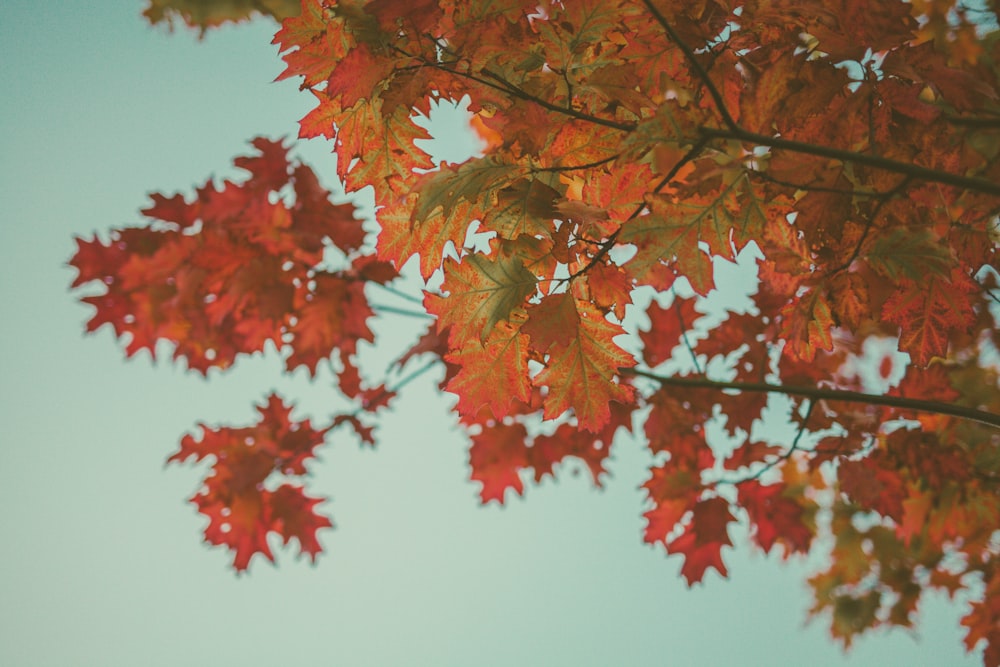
<box><xmin>0</xmin><ymin>2</ymin><xmax>982</xmax><ymax>665</ymax></box>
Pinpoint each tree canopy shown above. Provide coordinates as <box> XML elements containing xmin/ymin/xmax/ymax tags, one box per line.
<box><xmin>70</xmin><ymin>1</ymin><xmax>1000</xmax><ymax>663</ymax></box>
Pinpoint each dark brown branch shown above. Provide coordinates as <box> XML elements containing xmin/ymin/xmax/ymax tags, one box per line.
<box><xmin>622</xmin><ymin>368</ymin><xmax>1000</xmax><ymax>429</ymax></box>
<box><xmin>477</xmin><ymin>68</ymin><xmax>636</xmax><ymax>132</ymax></box>
<box><xmin>640</xmin><ymin>0</ymin><xmax>738</xmax><ymax>130</ymax></box>
<box><xmin>532</xmin><ymin>154</ymin><xmax>620</xmax><ymax>172</ymax></box>
<box><xmin>701</xmin><ymin>127</ymin><xmax>1000</xmax><ymax>198</ymax></box>
<box><xmin>671</xmin><ymin>287</ymin><xmax>703</xmax><ymax>375</ymax></box>
<box><xmin>942</xmin><ymin>113</ymin><xmax>1000</xmax><ymax>128</ymax></box>
<box><xmin>747</xmin><ymin>169</ymin><xmax>886</xmax><ymax>197</ymax></box>
<box><xmin>827</xmin><ymin>176</ymin><xmax>912</xmax><ymax>275</ymax></box>
<box><xmin>640</xmin><ymin>4</ymin><xmax>1000</xmax><ymax>198</ymax></box>
<box><xmin>393</xmin><ymin>46</ymin><xmax>635</xmax><ymax>132</ymax></box>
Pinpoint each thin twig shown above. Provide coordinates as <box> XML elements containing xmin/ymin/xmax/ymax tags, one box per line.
<box><xmin>532</xmin><ymin>154</ymin><xmax>621</xmax><ymax>172</ymax></box>
<box><xmin>640</xmin><ymin>2</ymin><xmax>1000</xmax><ymax>197</ymax></box>
<box><xmin>371</xmin><ymin>304</ymin><xmax>434</xmax><ymax>319</ymax></box>
<box><xmin>827</xmin><ymin>176</ymin><xmax>912</xmax><ymax>276</ymax></box>
<box><xmin>672</xmin><ymin>287</ymin><xmax>704</xmax><ymax>375</ymax></box>
<box><xmin>565</xmin><ymin>137</ymin><xmax>711</xmax><ymax>282</ymax></box>
<box><xmin>717</xmin><ymin>400</ymin><xmax>815</xmax><ymax>485</ymax></box>
<box><xmin>371</xmin><ymin>281</ymin><xmax>425</xmax><ymax>303</ymax></box>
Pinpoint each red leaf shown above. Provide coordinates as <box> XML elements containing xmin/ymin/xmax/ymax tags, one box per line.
<box><xmin>532</xmin><ymin>299</ymin><xmax>635</xmax><ymax>431</ymax></box>
<box><xmin>521</xmin><ymin>292</ymin><xmax>579</xmax><ymax>353</ymax></box>
<box><xmin>882</xmin><ymin>270</ymin><xmax>977</xmax><ymax>366</ymax></box>
<box><xmin>286</xmin><ymin>273</ymin><xmax>375</xmax><ymax>375</ymax></box>
<box><xmin>779</xmin><ymin>289</ymin><xmax>835</xmax><ymax>362</ymax></box>
<box><xmin>469</xmin><ymin>422</ymin><xmax>530</xmax><ymax>504</ymax></box>
<box><xmin>639</xmin><ymin>296</ymin><xmax>700</xmax><ymax>367</ymax></box>
<box><xmin>666</xmin><ymin>497</ymin><xmax>735</xmax><ymax>585</ymax></box>
<box><xmin>233</xmin><ymin>137</ymin><xmax>290</xmax><ymax>192</ymax></box>
<box><xmin>168</xmin><ymin>394</ymin><xmax>331</xmax><ymax>571</ymax></box>
<box><xmin>269</xmin><ymin>484</ymin><xmax>333</xmax><ymax>562</ymax></box>
<box><xmin>528</xmin><ymin>422</ymin><xmax>611</xmax><ymax>485</ymax></box>
<box><xmin>445</xmin><ymin>319</ymin><xmax>531</xmax><ymax>421</ymax></box>
<box><xmin>738</xmin><ymin>480</ymin><xmax>813</xmax><ymax>556</ymax></box>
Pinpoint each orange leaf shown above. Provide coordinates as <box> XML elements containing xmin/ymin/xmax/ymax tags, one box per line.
<box><xmin>426</xmin><ymin>249</ymin><xmax>537</xmax><ymax>345</ymax></box>
<box><xmin>882</xmin><ymin>270</ymin><xmax>977</xmax><ymax>366</ymax></box>
<box><xmin>444</xmin><ymin>318</ymin><xmax>531</xmax><ymax>421</ymax></box>
<box><xmin>532</xmin><ymin>299</ymin><xmax>635</xmax><ymax>431</ymax></box>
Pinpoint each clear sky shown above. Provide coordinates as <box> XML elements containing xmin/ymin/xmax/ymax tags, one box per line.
<box><xmin>0</xmin><ymin>2</ymin><xmax>983</xmax><ymax>666</ymax></box>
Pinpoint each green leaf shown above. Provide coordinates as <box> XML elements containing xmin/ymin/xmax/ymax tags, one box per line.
<box><xmin>865</xmin><ymin>228</ymin><xmax>954</xmax><ymax>283</ymax></box>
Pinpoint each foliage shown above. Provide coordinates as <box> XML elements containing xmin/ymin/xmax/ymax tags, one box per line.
<box><xmin>70</xmin><ymin>0</ymin><xmax>1000</xmax><ymax>662</ymax></box>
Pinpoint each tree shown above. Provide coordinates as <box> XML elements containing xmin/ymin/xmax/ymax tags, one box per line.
<box><xmin>69</xmin><ymin>0</ymin><xmax>999</xmax><ymax>663</ymax></box>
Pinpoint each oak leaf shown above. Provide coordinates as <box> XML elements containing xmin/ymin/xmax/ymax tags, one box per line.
<box><xmin>666</xmin><ymin>496</ymin><xmax>735</xmax><ymax>585</ymax></box>
<box><xmin>531</xmin><ymin>299</ymin><xmax>636</xmax><ymax>431</ymax></box>
<box><xmin>426</xmin><ymin>250</ymin><xmax>537</xmax><ymax>345</ymax></box>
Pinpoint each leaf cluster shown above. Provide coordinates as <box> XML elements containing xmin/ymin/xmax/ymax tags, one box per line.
<box><xmin>74</xmin><ymin>1</ymin><xmax>1000</xmax><ymax>661</ymax></box>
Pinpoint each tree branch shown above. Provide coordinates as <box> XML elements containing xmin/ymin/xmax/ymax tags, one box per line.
<box><xmin>701</xmin><ymin>127</ymin><xmax>1000</xmax><ymax>197</ymax></box>
<box><xmin>622</xmin><ymin>367</ymin><xmax>1000</xmax><ymax>429</ymax></box>
<box><xmin>640</xmin><ymin>3</ymin><xmax>1000</xmax><ymax>198</ymax></box>
<box><xmin>640</xmin><ymin>0</ymin><xmax>738</xmax><ymax>130</ymax></box>
<box><xmin>405</xmin><ymin>52</ymin><xmax>636</xmax><ymax>132</ymax></box>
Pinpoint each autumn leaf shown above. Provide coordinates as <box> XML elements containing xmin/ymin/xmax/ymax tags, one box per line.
<box><xmin>286</xmin><ymin>273</ymin><xmax>375</xmax><ymax>375</ymax></box>
<box><xmin>865</xmin><ymin>228</ymin><xmax>954</xmax><ymax>284</ymax></box>
<box><xmin>426</xmin><ymin>249</ymin><xmax>537</xmax><ymax>345</ymax></box>
<box><xmin>779</xmin><ymin>289</ymin><xmax>835</xmax><ymax>362</ymax></box>
<box><xmin>639</xmin><ymin>296</ymin><xmax>701</xmax><ymax>367</ymax></box>
<box><xmin>444</xmin><ymin>318</ymin><xmax>531</xmax><ymax>421</ymax></box>
<box><xmin>71</xmin><ymin>4</ymin><xmax>1000</xmax><ymax>659</ymax></box>
<box><xmin>168</xmin><ymin>394</ymin><xmax>331</xmax><ymax>571</ymax></box>
<box><xmin>468</xmin><ymin>421</ymin><xmax>530</xmax><ymax>504</ymax></box>
<box><xmin>269</xmin><ymin>484</ymin><xmax>333</xmax><ymax>561</ymax></box>
<box><xmin>642</xmin><ymin>464</ymin><xmax>701</xmax><ymax>545</ymax></box>
<box><xmin>882</xmin><ymin>269</ymin><xmax>978</xmax><ymax>366</ymax></box>
<box><xmin>144</xmin><ymin>0</ymin><xmax>300</xmax><ymax>32</ymax></box>
<box><xmin>529</xmin><ymin>423</ymin><xmax>612</xmax><ymax>485</ymax></box>
<box><xmin>666</xmin><ymin>496</ymin><xmax>735</xmax><ymax>585</ymax></box>
<box><xmin>738</xmin><ymin>480</ymin><xmax>813</xmax><ymax>557</ymax></box>
<box><xmin>532</xmin><ymin>299</ymin><xmax>636</xmax><ymax>431</ymax></box>
<box><xmin>520</xmin><ymin>292</ymin><xmax>579</xmax><ymax>353</ymax></box>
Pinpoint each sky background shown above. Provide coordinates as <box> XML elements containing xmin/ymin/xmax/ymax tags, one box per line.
<box><xmin>0</xmin><ymin>2</ymin><xmax>984</xmax><ymax>666</ymax></box>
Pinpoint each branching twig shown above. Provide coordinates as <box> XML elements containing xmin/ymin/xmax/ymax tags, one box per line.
<box><xmin>717</xmin><ymin>400</ymin><xmax>815</xmax><ymax>485</ymax></box>
<box><xmin>565</xmin><ymin>136</ymin><xmax>711</xmax><ymax>282</ymax></box>
<box><xmin>671</xmin><ymin>287</ymin><xmax>704</xmax><ymax>375</ymax></box>
<box><xmin>532</xmin><ymin>154</ymin><xmax>620</xmax><ymax>172</ymax></box>
<box><xmin>640</xmin><ymin>3</ymin><xmax>1000</xmax><ymax>198</ymax></box>
<box><xmin>747</xmin><ymin>169</ymin><xmax>885</xmax><ymax>197</ymax></box>
<box><xmin>827</xmin><ymin>176</ymin><xmax>912</xmax><ymax>276</ymax></box>
<box><xmin>641</xmin><ymin>0</ymin><xmax>739</xmax><ymax>131</ymax></box>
